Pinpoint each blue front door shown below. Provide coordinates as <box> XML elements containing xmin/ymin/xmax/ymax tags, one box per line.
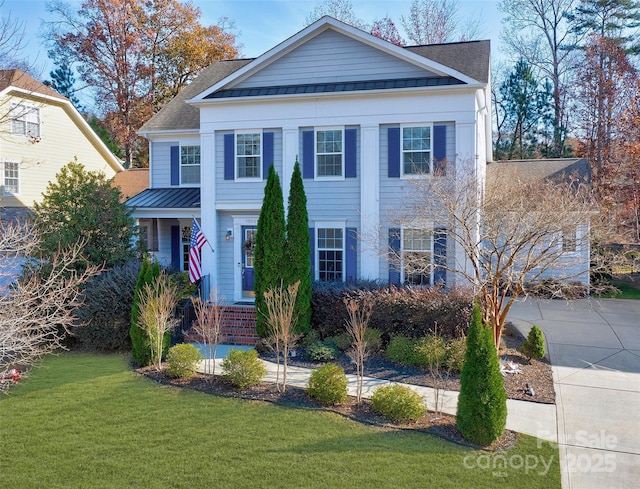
<box><xmin>241</xmin><ymin>226</ymin><xmax>257</xmax><ymax>297</ymax></box>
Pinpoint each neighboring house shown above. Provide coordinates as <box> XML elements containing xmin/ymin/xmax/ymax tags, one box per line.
<box><xmin>111</xmin><ymin>168</ymin><xmax>149</xmax><ymax>202</ymax></box>
<box><xmin>487</xmin><ymin>158</ymin><xmax>592</xmax><ymax>287</ymax></box>
<box><xmin>130</xmin><ymin>16</ymin><xmax>493</xmax><ymax>302</ymax></box>
<box><xmin>0</xmin><ymin>69</ymin><xmax>123</xmax><ymax>221</ymax></box>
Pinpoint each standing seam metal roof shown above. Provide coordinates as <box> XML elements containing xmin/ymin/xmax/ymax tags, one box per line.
<box><xmin>126</xmin><ymin>188</ymin><xmax>200</xmax><ymax>208</ymax></box>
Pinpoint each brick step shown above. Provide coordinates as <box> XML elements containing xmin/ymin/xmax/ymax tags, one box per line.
<box><xmin>183</xmin><ymin>304</ymin><xmax>260</xmax><ymax>347</ymax></box>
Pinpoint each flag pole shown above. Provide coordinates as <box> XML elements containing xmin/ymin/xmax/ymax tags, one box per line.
<box><xmin>192</xmin><ymin>215</ymin><xmax>215</xmax><ymax>253</ymax></box>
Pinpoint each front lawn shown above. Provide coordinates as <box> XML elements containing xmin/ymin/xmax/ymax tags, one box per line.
<box><xmin>0</xmin><ymin>353</ymin><xmax>560</xmax><ymax>488</ymax></box>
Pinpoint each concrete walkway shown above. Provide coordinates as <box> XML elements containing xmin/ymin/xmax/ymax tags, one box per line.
<box><xmin>508</xmin><ymin>298</ymin><xmax>640</xmax><ymax>489</ymax></box>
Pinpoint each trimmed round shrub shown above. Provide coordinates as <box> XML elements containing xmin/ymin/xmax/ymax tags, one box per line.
<box><xmin>165</xmin><ymin>344</ymin><xmax>203</xmax><ymax>379</ymax></box>
<box><xmin>456</xmin><ymin>303</ymin><xmax>507</xmax><ymax>445</ymax></box>
<box><xmin>326</xmin><ymin>333</ymin><xmax>351</xmax><ymax>351</ymax></box>
<box><xmin>412</xmin><ymin>334</ymin><xmax>448</xmax><ymax>368</ymax></box>
<box><xmin>221</xmin><ymin>349</ymin><xmax>267</xmax><ymax>390</ymax></box>
<box><xmin>371</xmin><ymin>384</ymin><xmax>426</xmax><ymax>422</ymax></box>
<box><xmin>385</xmin><ymin>335</ymin><xmax>416</xmax><ymax>364</ymax></box>
<box><xmin>445</xmin><ymin>337</ymin><xmax>466</xmax><ymax>372</ymax></box>
<box><xmin>305</xmin><ymin>341</ymin><xmax>340</xmax><ymax>362</ymax></box>
<box><xmin>521</xmin><ymin>324</ymin><xmax>546</xmax><ymax>361</ymax></box>
<box><xmin>307</xmin><ymin>364</ymin><xmax>348</xmax><ymax>405</ymax></box>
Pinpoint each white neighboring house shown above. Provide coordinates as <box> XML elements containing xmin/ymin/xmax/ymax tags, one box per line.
<box><xmin>130</xmin><ymin>16</ymin><xmax>494</xmax><ymax>302</ymax></box>
<box><xmin>0</xmin><ymin>69</ymin><xmax>124</xmax><ymax>222</ymax></box>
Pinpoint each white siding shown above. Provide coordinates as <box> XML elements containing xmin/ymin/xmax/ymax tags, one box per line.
<box><xmin>234</xmin><ymin>30</ymin><xmax>436</xmax><ymax>89</ymax></box>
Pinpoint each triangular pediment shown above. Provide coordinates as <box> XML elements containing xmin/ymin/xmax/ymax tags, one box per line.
<box><xmin>192</xmin><ymin>17</ymin><xmax>484</xmax><ymax>102</ymax></box>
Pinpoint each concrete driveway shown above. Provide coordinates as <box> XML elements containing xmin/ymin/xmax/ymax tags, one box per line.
<box><xmin>508</xmin><ymin>299</ymin><xmax>640</xmax><ymax>489</ymax></box>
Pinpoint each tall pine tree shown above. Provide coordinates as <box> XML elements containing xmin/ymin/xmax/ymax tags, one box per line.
<box><xmin>254</xmin><ymin>165</ymin><xmax>286</xmax><ymax>337</ymax></box>
<box><xmin>286</xmin><ymin>161</ymin><xmax>311</xmax><ymax>334</ymax></box>
<box><xmin>456</xmin><ymin>302</ymin><xmax>507</xmax><ymax>445</ymax></box>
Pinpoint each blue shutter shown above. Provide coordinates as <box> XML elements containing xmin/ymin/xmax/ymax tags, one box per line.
<box><xmin>170</xmin><ymin>146</ymin><xmax>179</xmax><ymax>186</ymax></box>
<box><xmin>388</xmin><ymin>127</ymin><xmax>400</xmax><ymax>178</ymax></box>
<box><xmin>309</xmin><ymin>227</ymin><xmax>315</xmax><ymax>280</ymax></box>
<box><xmin>433</xmin><ymin>125</ymin><xmax>447</xmax><ymax>176</ymax></box>
<box><xmin>224</xmin><ymin>133</ymin><xmax>234</xmax><ymax>180</ymax></box>
<box><xmin>171</xmin><ymin>225</ymin><xmax>181</xmax><ymax>271</ymax></box>
<box><xmin>302</xmin><ymin>130</ymin><xmax>314</xmax><ymax>179</ymax></box>
<box><xmin>434</xmin><ymin>227</ymin><xmax>447</xmax><ymax>285</ymax></box>
<box><xmin>388</xmin><ymin>228</ymin><xmax>401</xmax><ymax>285</ymax></box>
<box><xmin>263</xmin><ymin>131</ymin><xmax>274</xmax><ymax>179</ymax></box>
<box><xmin>345</xmin><ymin>128</ymin><xmax>357</xmax><ymax>178</ymax></box>
<box><xmin>346</xmin><ymin>227</ymin><xmax>357</xmax><ymax>281</ymax></box>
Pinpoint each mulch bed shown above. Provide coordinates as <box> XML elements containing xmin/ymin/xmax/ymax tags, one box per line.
<box><xmin>137</xmin><ymin>323</ymin><xmax>552</xmax><ymax>452</ymax></box>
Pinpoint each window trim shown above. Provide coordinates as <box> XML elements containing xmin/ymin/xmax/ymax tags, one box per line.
<box><xmin>315</xmin><ymin>220</ymin><xmax>346</xmax><ymax>282</ymax></box>
<box><xmin>2</xmin><ymin>160</ymin><xmax>20</xmax><ymax>196</ymax></box>
<box><xmin>400</xmin><ymin>123</ymin><xmax>433</xmax><ymax>178</ymax></box>
<box><xmin>235</xmin><ymin>130</ymin><xmax>263</xmax><ymax>181</ymax></box>
<box><xmin>180</xmin><ymin>145</ymin><xmax>201</xmax><ymax>186</ymax></box>
<box><xmin>11</xmin><ymin>102</ymin><xmax>40</xmax><ymax>138</ymax></box>
<box><xmin>315</xmin><ymin>127</ymin><xmax>345</xmax><ymax>181</ymax></box>
<box><xmin>561</xmin><ymin>226</ymin><xmax>578</xmax><ymax>254</ymax></box>
<box><xmin>401</xmin><ymin>226</ymin><xmax>434</xmax><ymax>286</ymax></box>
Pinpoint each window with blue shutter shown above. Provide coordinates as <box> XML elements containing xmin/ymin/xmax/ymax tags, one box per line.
<box><xmin>263</xmin><ymin>131</ymin><xmax>274</xmax><ymax>179</ymax></box>
<box><xmin>388</xmin><ymin>228</ymin><xmax>401</xmax><ymax>285</ymax></box>
<box><xmin>434</xmin><ymin>228</ymin><xmax>447</xmax><ymax>284</ymax></box>
<box><xmin>223</xmin><ymin>134</ymin><xmax>234</xmax><ymax>180</ymax></box>
<box><xmin>170</xmin><ymin>146</ymin><xmax>179</xmax><ymax>185</ymax></box>
<box><xmin>171</xmin><ymin>225</ymin><xmax>181</xmax><ymax>271</ymax></box>
<box><xmin>346</xmin><ymin>227</ymin><xmax>357</xmax><ymax>281</ymax></box>
<box><xmin>345</xmin><ymin>129</ymin><xmax>357</xmax><ymax>178</ymax></box>
<box><xmin>433</xmin><ymin>125</ymin><xmax>447</xmax><ymax>176</ymax></box>
<box><xmin>388</xmin><ymin>127</ymin><xmax>400</xmax><ymax>178</ymax></box>
<box><xmin>309</xmin><ymin>227</ymin><xmax>315</xmax><ymax>280</ymax></box>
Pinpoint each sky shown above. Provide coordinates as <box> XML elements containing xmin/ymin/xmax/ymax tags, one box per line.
<box><xmin>1</xmin><ymin>0</ymin><xmax>508</xmax><ymax>79</ymax></box>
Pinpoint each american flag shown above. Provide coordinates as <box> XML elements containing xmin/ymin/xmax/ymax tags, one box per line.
<box><xmin>189</xmin><ymin>218</ymin><xmax>208</xmax><ymax>283</ymax></box>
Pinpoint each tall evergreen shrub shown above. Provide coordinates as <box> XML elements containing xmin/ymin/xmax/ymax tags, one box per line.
<box><xmin>130</xmin><ymin>257</ymin><xmax>162</xmax><ymax>366</ymax></box>
<box><xmin>456</xmin><ymin>302</ymin><xmax>507</xmax><ymax>445</ymax></box>
<box><xmin>254</xmin><ymin>165</ymin><xmax>286</xmax><ymax>337</ymax></box>
<box><xmin>286</xmin><ymin>161</ymin><xmax>311</xmax><ymax>334</ymax></box>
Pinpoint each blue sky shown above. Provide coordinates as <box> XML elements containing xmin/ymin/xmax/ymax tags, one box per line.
<box><xmin>2</xmin><ymin>0</ymin><xmax>506</xmax><ymax>78</ymax></box>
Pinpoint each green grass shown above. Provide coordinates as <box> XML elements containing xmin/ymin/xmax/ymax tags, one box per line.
<box><xmin>601</xmin><ymin>279</ymin><xmax>640</xmax><ymax>299</ymax></box>
<box><xmin>0</xmin><ymin>353</ymin><xmax>561</xmax><ymax>488</ymax></box>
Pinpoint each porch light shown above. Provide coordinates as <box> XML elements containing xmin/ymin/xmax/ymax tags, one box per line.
<box><xmin>226</xmin><ymin>229</ymin><xmax>233</xmax><ymax>240</ymax></box>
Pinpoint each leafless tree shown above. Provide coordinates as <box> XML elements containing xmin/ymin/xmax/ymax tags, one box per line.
<box><xmin>191</xmin><ymin>290</ymin><xmax>225</xmax><ymax>375</ymax></box>
<box><xmin>137</xmin><ymin>272</ymin><xmax>179</xmax><ymax>370</ymax></box>
<box><xmin>401</xmin><ymin>0</ymin><xmax>482</xmax><ymax>44</ymax></box>
<box><xmin>390</xmin><ymin>163</ymin><xmax>615</xmax><ymax>351</ymax></box>
<box><xmin>344</xmin><ymin>293</ymin><xmax>375</xmax><ymax>404</ymax></box>
<box><xmin>0</xmin><ymin>220</ymin><xmax>100</xmax><ymax>390</ymax></box>
<box><xmin>263</xmin><ymin>281</ymin><xmax>300</xmax><ymax>393</ymax></box>
<box><xmin>305</xmin><ymin>0</ymin><xmax>368</xmax><ymax>30</ymax></box>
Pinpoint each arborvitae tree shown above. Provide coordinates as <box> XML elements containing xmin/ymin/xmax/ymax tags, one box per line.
<box><xmin>130</xmin><ymin>257</ymin><xmax>161</xmax><ymax>366</ymax></box>
<box><xmin>254</xmin><ymin>165</ymin><xmax>286</xmax><ymax>337</ymax></box>
<box><xmin>285</xmin><ymin>161</ymin><xmax>311</xmax><ymax>334</ymax></box>
<box><xmin>521</xmin><ymin>324</ymin><xmax>546</xmax><ymax>361</ymax></box>
<box><xmin>456</xmin><ymin>302</ymin><xmax>507</xmax><ymax>445</ymax></box>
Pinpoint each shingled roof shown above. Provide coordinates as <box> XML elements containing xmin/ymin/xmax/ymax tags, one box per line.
<box><xmin>0</xmin><ymin>69</ymin><xmax>67</xmax><ymax>100</ymax></box>
<box><xmin>486</xmin><ymin>158</ymin><xmax>591</xmax><ymax>188</ymax></box>
<box><xmin>405</xmin><ymin>40</ymin><xmax>490</xmax><ymax>84</ymax></box>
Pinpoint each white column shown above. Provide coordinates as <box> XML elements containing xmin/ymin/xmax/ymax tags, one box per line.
<box><xmin>200</xmin><ymin>133</ymin><xmax>216</xmax><ymax>288</ymax></box>
<box><xmin>359</xmin><ymin>125</ymin><xmax>380</xmax><ymax>279</ymax></box>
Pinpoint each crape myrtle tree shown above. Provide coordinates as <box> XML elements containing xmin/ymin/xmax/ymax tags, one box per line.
<box><xmin>285</xmin><ymin>161</ymin><xmax>312</xmax><ymax>334</ymax></box>
<box><xmin>30</xmin><ymin>161</ymin><xmax>135</xmax><ymax>272</ymax></box>
<box><xmin>254</xmin><ymin>165</ymin><xmax>286</xmax><ymax>337</ymax></box>
<box><xmin>394</xmin><ymin>163</ymin><xmax>609</xmax><ymax>352</ymax></box>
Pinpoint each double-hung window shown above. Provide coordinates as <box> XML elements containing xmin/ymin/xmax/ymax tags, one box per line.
<box><xmin>11</xmin><ymin>103</ymin><xmax>40</xmax><ymax>138</ymax></box>
<box><xmin>317</xmin><ymin>227</ymin><xmax>344</xmax><ymax>281</ymax></box>
<box><xmin>2</xmin><ymin>161</ymin><xmax>19</xmax><ymax>195</ymax></box>
<box><xmin>316</xmin><ymin>128</ymin><xmax>343</xmax><ymax>178</ymax></box>
<box><xmin>180</xmin><ymin>146</ymin><xmax>200</xmax><ymax>184</ymax></box>
<box><xmin>402</xmin><ymin>228</ymin><xmax>433</xmax><ymax>286</ymax></box>
<box><xmin>402</xmin><ymin>125</ymin><xmax>431</xmax><ymax>175</ymax></box>
<box><xmin>562</xmin><ymin>226</ymin><xmax>577</xmax><ymax>253</ymax></box>
<box><xmin>236</xmin><ymin>132</ymin><xmax>262</xmax><ymax>179</ymax></box>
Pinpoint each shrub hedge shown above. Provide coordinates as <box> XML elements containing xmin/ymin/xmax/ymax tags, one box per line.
<box><xmin>311</xmin><ymin>282</ymin><xmax>473</xmax><ymax>341</ymax></box>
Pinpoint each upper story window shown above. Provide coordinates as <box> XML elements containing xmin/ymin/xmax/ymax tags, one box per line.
<box><xmin>236</xmin><ymin>132</ymin><xmax>262</xmax><ymax>179</ymax></box>
<box><xmin>402</xmin><ymin>125</ymin><xmax>432</xmax><ymax>175</ymax></box>
<box><xmin>402</xmin><ymin>228</ymin><xmax>433</xmax><ymax>286</ymax></box>
<box><xmin>180</xmin><ymin>146</ymin><xmax>200</xmax><ymax>184</ymax></box>
<box><xmin>11</xmin><ymin>103</ymin><xmax>40</xmax><ymax>138</ymax></box>
<box><xmin>562</xmin><ymin>226</ymin><xmax>577</xmax><ymax>253</ymax></box>
<box><xmin>316</xmin><ymin>128</ymin><xmax>343</xmax><ymax>178</ymax></box>
<box><xmin>317</xmin><ymin>227</ymin><xmax>344</xmax><ymax>281</ymax></box>
<box><xmin>2</xmin><ymin>161</ymin><xmax>19</xmax><ymax>195</ymax></box>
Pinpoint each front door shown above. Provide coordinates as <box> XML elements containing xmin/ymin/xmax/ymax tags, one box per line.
<box><xmin>241</xmin><ymin>226</ymin><xmax>257</xmax><ymax>297</ymax></box>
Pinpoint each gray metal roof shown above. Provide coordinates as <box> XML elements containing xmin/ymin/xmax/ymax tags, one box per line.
<box><xmin>126</xmin><ymin>188</ymin><xmax>200</xmax><ymax>209</ymax></box>
<box><xmin>206</xmin><ymin>76</ymin><xmax>464</xmax><ymax>99</ymax></box>
<box><xmin>487</xmin><ymin>158</ymin><xmax>591</xmax><ymax>187</ymax></box>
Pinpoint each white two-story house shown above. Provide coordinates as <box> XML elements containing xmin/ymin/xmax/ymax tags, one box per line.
<box><xmin>130</xmin><ymin>16</ymin><xmax>492</xmax><ymax>303</ymax></box>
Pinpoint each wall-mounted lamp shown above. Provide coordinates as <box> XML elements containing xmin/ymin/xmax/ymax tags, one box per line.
<box><xmin>226</xmin><ymin>229</ymin><xmax>233</xmax><ymax>240</ymax></box>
